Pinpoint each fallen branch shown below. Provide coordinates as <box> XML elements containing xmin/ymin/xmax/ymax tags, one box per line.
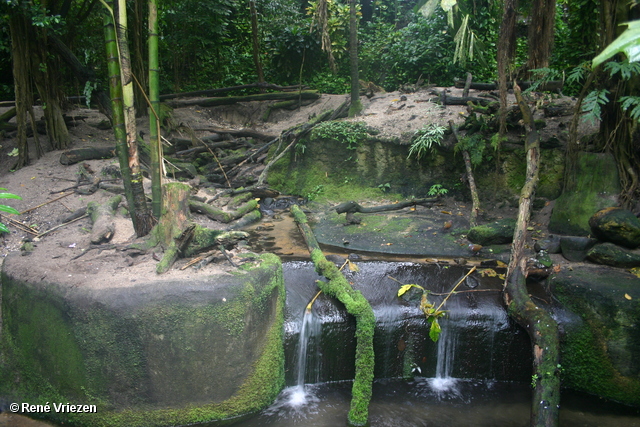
<box><xmin>166</xmin><ymin>90</ymin><xmax>321</xmax><ymax>108</ymax></box>
<box><xmin>159</xmin><ymin>82</ymin><xmax>308</xmax><ymax>100</ymax></box>
<box><xmin>335</xmin><ymin>199</ymin><xmax>437</xmax><ymax>225</ymax></box>
<box><xmin>291</xmin><ymin>205</ymin><xmax>374</xmax><ymax>426</ymax></box>
<box><xmin>36</xmin><ymin>214</ymin><xmax>89</xmax><ymax>239</ymax></box>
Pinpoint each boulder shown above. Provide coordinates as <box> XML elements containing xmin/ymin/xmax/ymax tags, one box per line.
<box><xmin>534</xmin><ymin>234</ymin><xmax>561</xmax><ymax>254</ymax></box>
<box><xmin>586</xmin><ymin>242</ymin><xmax>640</xmax><ymax>268</ymax></box>
<box><xmin>549</xmin><ymin>152</ymin><xmax>620</xmax><ymax>235</ymax></box>
<box><xmin>589</xmin><ymin>207</ymin><xmax>640</xmax><ymax>249</ymax></box>
<box><xmin>559</xmin><ymin>236</ymin><xmax>598</xmax><ymax>262</ymax></box>
<box><xmin>467</xmin><ymin>218</ymin><xmax>516</xmax><ymax>246</ymax></box>
<box><xmin>550</xmin><ymin>266</ymin><xmax>640</xmax><ymax>406</ymax></box>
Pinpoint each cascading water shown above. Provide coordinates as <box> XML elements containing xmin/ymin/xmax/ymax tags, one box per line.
<box><xmin>234</xmin><ymin>261</ymin><xmax>639</xmax><ymax>427</ymax></box>
<box><xmin>288</xmin><ymin>305</ymin><xmax>321</xmax><ymax>406</ymax></box>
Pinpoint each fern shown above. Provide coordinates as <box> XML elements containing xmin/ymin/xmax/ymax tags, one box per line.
<box><xmin>407</xmin><ymin>124</ymin><xmax>447</xmax><ymax>160</ymax></box>
<box><xmin>581</xmin><ymin>89</ymin><xmax>610</xmax><ymax>125</ymax></box>
<box><xmin>604</xmin><ymin>60</ymin><xmax>640</xmax><ymax>81</ymax></box>
<box><xmin>566</xmin><ymin>62</ymin><xmax>590</xmax><ymax>86</ymax></box>
<box><xmin>619</xmin><ymin>96</ymin><xmax>640</xmax><ymax>122</ymax></box>
<box><xmin>524</xmin><ymin>68</ymin><xmax>562</xmax><ymax>94</ymax></box>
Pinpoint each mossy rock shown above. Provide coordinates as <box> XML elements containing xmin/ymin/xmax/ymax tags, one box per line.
<box><xmin>589</xmin><ymin>207</ymin><xmax>640</xmax><ymax>249</ymax></box>
<box><xmin>586</xmin><ymin>242</ymin><xmax>640</xmax><ymax>268</ymax></box>
<box><xmin>0</xmin><ymin>253</ymin><xmax>285</xmax><ymax>426</ymax></box>
<box><xmin>467</xmin><ymin>218</ymin><xmax>516</xmax><ymax>246</ymax></box>
<box><xmin>550</xmin><ymin>266</ymin><xmax>640</xmax><ymax>406</ymax></box>
<box><xmin>549</xmin><ymin>152</ymin><xmax>620</xmax><ymax>235</ymax></box>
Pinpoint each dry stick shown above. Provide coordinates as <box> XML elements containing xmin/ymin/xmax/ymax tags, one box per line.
<box><xmin>36</xmin><ymin>214</ymin><xmax>89</xmax><ymax>239</ymax></box>
<box><xmin>387</xmin><ymin>273</ymin><xmax>499</xmax><ymax>296</ymax></box>
<box><xmin>0</xmin><ymin>214</ymin><xmax>38</xmax><ymax>235</ymax></box>
<box><xmin>180</xmin><ymin>248</ymin><xmax>217</xmax><ymax>270</ymax></box>
<box><xmin>435</xmin><ymin>266</ymin><xmax>477</xmax><ymax>312</ymax></box>
<box><xmin>185</xmin><ymin>124</ymin><xmax>231</xmax><ymax>187</ymax></box>
<box><xmin>21</xmin><ymin>192</ymin><xmax>74</xmax><ymax>214</ymax></box>
<box><xmin>449</xmin><ymin>120</ymin><xmax>480</xmax><ymax>227</ymax></box>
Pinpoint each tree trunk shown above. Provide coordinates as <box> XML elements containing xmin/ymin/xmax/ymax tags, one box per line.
<box><xmin>497</xmin><ymin>0</ymin><xmax>517</xmax><ymax>137</ymax></box>
<box><xmin>449</xmin><ymin>122</ymin><xmax>480</xmax><ymax>227</ymax></box>
<box><xmin>32</xmin><ymin>27</ymin><xmax>70</xmax><ymax>151</ymax></box>
<box><xmin>148</xmin><ymin>0</ymin><xmax>162</xmax><ymax>218</ymax></box>
<box><xmin>48</xmin><ymin>34</ymin><xmax>113</xmax><ymax>121</ymax></box>
<box><xmin>505</xmin><ymin>83</ymin><xmax>560</xmax><ymax>427</ymax></box>
<box><xmin>104</xmin><ymin>2</ymin><xmax>154</xmax><ymax>237</ymax></box>
<box><xmin>115</xmin><ymin>0</ymin><xmax>154</xmax><ymax>236</ymax></box>
<box><xmin>348</xmin><ymin>0</ymin><xmax>362</xmax><ymax>117</ymax></box>
<box><xmin>526</xmin><ymin>0</ymin><xmax>556</xmax><ymax>72</ymax></box>
<box><xmin>249</xmin><ymin>0</ymin><xmax>264</xmax><ymax>86</ymax></box>
<box><xmin>9</xmin><ymin>13</ymin><xmax>34</xmax><ymax>168</ymax></box>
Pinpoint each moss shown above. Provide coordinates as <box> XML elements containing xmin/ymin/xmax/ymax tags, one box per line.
<box><xmin>1</xmin><ymin>254</ymin><xmax>286</xmax><ymax>426</ymax></box>
<box><xmin>554</xmin><ymin>271</ymin><xmax>640</xmax><ymax>406</ymax></box>
<box><xmin>292</xmin><ymin>205</ymin><xmax>375</xmax><ymax>425</ymax></box>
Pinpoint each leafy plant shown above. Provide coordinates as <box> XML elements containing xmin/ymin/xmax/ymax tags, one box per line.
<box><xmin>311</xmin><ymin>120</ymin><xmax>369</xmax><ymax>150</ymax></box>
<box><xmin>523</xmin><ymin>67</ymin><xmax>563</xmax><ymax>94</ymax></box>
<box><xmin>0</xmin><ymin>189</ymin><xmax>21</xmax><ymax>233</ymax></box>
<box><xmin>581</xmin><ymin>89</ymin><xmax>610</xmax><ymax>125</ymax></box>
<box><xmin>427</xmin><ymin>184</ymin><xmax>448</xmax><ymax>197</ymax></box>
<box><xmin>378</xmin><ymin>182</ymin><xmax>391</xmax><ymax>192</ymax></box>
<box><xmin>397</xmin><ymin>266</ymin><xmax>476</xmax><ymax>342</ymax></box>
<box><xmin>407</xmin><ymin>123</ymin><xmax>447</xmax><ymax>160</ymax></box>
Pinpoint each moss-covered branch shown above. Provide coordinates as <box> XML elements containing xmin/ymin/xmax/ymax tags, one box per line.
<box><xmin>291</xmin><ymin>205</ymin><xmax>374</xmax><ymax>426</ymax></box>
<box><xmin>505</xmin><ymin>83</ymin><xmax>560</xmax><ymax>426</ymax></box>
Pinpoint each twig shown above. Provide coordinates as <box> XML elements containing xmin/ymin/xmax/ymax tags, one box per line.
<box><xmin>436</xmin><ymin>266</ymin><xmax>477</xmax><ymax>312</ymax></box>
<box><xmin>0</xmin><ymin>213</ymin><xmax>38</xmax><ymax>235</ymax></box>
<box><xmin>21</xmin><ymin>192</ymin><xmax>74</xmax><ymax>214</ymax></box>
<box><xmin>36</xmin><ymin>214</ymin><xmax>89</xmax><ymax>239</ymax></box>
<box><xmin>387</xmin><ymin>271</ymin><xmax>498</xmax><ymax>296</ymax></box>
<box><xmin>219</xmin><ymin>244</ymin><xmax>237</xmax><ymax>267</ymax></box>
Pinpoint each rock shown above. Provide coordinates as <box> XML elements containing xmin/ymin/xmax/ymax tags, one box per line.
<box><xmin>586</xmin><ymin>242</ymin><xmax>640</xmax><ymax>268</ymax></box>
<box><xmin>550</xmin><ymin>266</ymin><xmax>640</xmax><ymax>406</ymax></box>
<box><xmin>534</xmin><ymin>235</ymin><xmax>561</xmax><ymax>253</ymax></box>
<box><xmin>560</xmin><ymin>236</ymin><xmax>598</xmax><ymax>262</ymax></box>
<box><xmin>549</xmin><ymin>152</ymin><xmax>620</xmax><ymax>235</ymax></box>
<box><xmin>589</xmin><ymin>207</ymin><xmax>640</xmax><ymax>249</ymax></box>
<box><xmin>467</xmin><ymin>218</ymin><xmax>516</xmax><ymax>246</ymax></box>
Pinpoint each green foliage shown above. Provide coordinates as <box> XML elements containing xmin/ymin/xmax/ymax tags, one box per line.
<box><xmin>523</xmin><ymin>68</ymin><xmax>563</xmax><ymax>94</ymax></box>
<box><xmin>310</xmin><ymin>120</ymin><xmax>369</xmax><ymax>150</ymax></box>
<box><xmin>407</xmin><ymin>123</ymin><xmax>447</xmax><ymax>160</ymax></box>
<box><xmin>397</xmin><ymin>283</ymin><xmax>446</xmax><ymax>342</ymax></box>
<box><xmin>592</xmin><ymin>19</ymin><xmax>640</xmax><ymax>67</ymax></box>
<box><xmin>581</xmin><ymin>89</ymin><xmax>610</xmax><ymax>125</ymax></box>
<box><xmin>604</xmin><ymin>60</ymin><xmax>640</xmax><ymax>81</ymax></box>
<box><xmin>309</xmin><ymin>71</ymin><xmax>349</xmax><ymax>94</ymax></box>
<box><xmin>619</xmin><ymin>96</ymin><xmax>640</xmax><ymax>122</ymax></box>
<box><xmin>0</xmin><ymin>188</ymin><xmax>21</xmax><ymax>234</ymax></box>
<box><xmin>427</xmin><ymin>184</ymin><xmax>448</xmax><ymax>197</ymax></box>
<box><xmin>359</xmin><ymin>12</ymin><xmax>464</xmax><ymax>89</ymax></box>
<box><xmin>455</xmin><ymin>133</ymin><xmax>487</xmax><ymax>166</ymax></box>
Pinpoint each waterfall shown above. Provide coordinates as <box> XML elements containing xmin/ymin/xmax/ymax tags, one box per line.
<box><xmin>288</xmin><ymin>305</ymin><xmax>322</xmax><ymax>407</ymax></box>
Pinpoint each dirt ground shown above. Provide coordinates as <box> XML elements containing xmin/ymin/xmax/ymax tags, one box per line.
<box><xmin>0</xmin><ymin>86</ymin><xmax>576</xmax><ymax>290</ymax></box>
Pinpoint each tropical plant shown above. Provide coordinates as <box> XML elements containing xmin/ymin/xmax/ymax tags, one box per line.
<box><xmin>407</xmin><ymin>123</ymin><xmax>447</xmax><ymax>160</ymax></box>
<box><xmin>397</xmin><ymin>266</ymin><xmax>476</xmax><ymax>342</ymax></box>
<box><xmin>427</xmin><ymin>184</ymin><xmax>448</xmax><ymax>197</ymax></box>
<box><xmin>0</xmin><ymin>189</ymin><xmax>21</xmax><ymax>233</ymax></box>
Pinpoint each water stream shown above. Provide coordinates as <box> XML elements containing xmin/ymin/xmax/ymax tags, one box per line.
<box><xmin>230</xmin><ymin>261</ymin><xmax>640</xmax><ymax>426</ymax></box>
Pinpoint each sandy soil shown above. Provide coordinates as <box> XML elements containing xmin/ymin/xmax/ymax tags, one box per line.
<box><xmin>0</xmin><ymin>87</ymin><xmax>577</xmax><ymax>288</ymax></box>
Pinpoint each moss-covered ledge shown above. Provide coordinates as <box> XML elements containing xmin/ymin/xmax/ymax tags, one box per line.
<box><xmin>549</xmin><ymin>265</ymin><xmax>640</xmax><ymax>406</ymax></box>
<box><xmin>0</xmin><ymin>253</ymin><xmax>285</xmax><ymax>426</ymax></box>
